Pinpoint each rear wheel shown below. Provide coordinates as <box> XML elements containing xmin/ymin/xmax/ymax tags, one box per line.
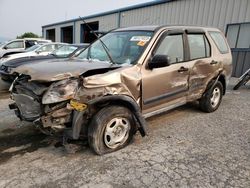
<box><xmin>200</xmin><ymin>81</ymin><xmax>223</xmax><ymax>113</ymax></box>
<box><xmin>88</xmin><ymin>106</ymin><xmax>135</xmax><ymax>155</ymax></box>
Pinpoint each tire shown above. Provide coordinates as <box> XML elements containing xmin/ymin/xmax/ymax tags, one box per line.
<box><xmin>233</xmin><ymin>74</ymin><xmax>250</xmax><ymax>90</ymax></box>
<box><xmin>200</xmin><ymin>81</ymin><xmax>223</xmax><ymax>113</ymax></box>
<box><xmin>88</xmin><ymin>105</ymin><xmax>135</xmax><ymax>155</ymax></box>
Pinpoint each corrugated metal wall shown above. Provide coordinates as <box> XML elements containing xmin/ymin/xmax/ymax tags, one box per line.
<box><xmin>120</xmin><ymin>0</ymin><xmax>250</xmax><ymax>32</ymax></box>
<box><xmin>74</xmin><ymin>13</ymin><xmax>118</xmax><ymax>43</ymax></box>
<box><xmin>231</xmin><ymin>50</ymin><xmax>250</xmax><ymax>77</ymax></box>
<box><xmin>43</xmin><ymin>0</ymin><xmax>250</xmax><ymax>43</ymax></box>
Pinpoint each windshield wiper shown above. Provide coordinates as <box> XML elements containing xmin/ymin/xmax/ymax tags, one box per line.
<box><xmin>79</xmin><ymin>16</ymin><xmax>115</xmax><ymax>64</ymax></box>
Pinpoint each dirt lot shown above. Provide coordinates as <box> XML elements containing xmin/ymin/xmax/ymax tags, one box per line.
<box><xmin>0</xmin><ymin>79</ymin><xmax>249</xmax><ymax>188</ymax></box>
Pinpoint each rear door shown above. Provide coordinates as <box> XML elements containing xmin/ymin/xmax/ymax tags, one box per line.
<box><xmin>186</xmin><ymin>30</ymin><xmax>220</xmax><ymax>101</ymax></box>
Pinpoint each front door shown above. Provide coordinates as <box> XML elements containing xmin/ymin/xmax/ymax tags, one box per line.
<box><xmin>141</xmin><ymin>31</ymin><xmax>190</xmax><ymax>115</ymax></box>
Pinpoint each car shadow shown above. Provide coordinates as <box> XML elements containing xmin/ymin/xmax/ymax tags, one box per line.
<box><xmin>0</xmin><ymin>125</ymin><xmax>92</xmax><ymax>163</ymax></box>
<box><xmin>0</xmin><ymin>126</ymin><xmax>54</xmax><ymax>164</ymax></box>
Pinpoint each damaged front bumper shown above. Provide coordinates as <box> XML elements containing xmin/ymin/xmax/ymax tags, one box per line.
<box><xmin>8</xmin><ymin>75</ymin><xmax>84</xmax><ymax>134</ymax></box>
<box><xmin>10</xmin><ymin>94</ymin><xmax>74</xmax><ymax>132</ymax></box>
<box><xmin>9</xmin><ymin>76</ymin><xmax>147</xmax><ymax>139</ymax></box>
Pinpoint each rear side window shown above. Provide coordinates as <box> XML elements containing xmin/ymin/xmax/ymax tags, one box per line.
<box><xmin>187</xmin><ymin>34</ymin><xmax>210</xmax><ymax>60</ymax></box>
<box><xmin>5</xmin><ymin>41</ymin><xmax>24</xmax><ymax>49</ymax></box>
<box><xmin>209</xmin><ymin>31</ymin><xmax>229</xmax><ymax>54</ymax></box>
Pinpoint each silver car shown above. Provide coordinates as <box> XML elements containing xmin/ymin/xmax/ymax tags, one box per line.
<box><xmin>0</xmin><ymin>38</ymin><xmax>51</xmax><ymax>58</ymax></box>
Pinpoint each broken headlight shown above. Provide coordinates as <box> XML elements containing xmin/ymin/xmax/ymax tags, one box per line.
<box><xmin>42</xmin><ymin>78</ymin><xmax>79</xmax><ymax>104</ymax></box>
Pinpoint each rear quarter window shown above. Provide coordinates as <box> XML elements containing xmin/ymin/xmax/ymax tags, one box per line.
<box><xmin>209</xmin><ymin>31</ymin><xmax>229</xmax><ymax>54</ymax></box>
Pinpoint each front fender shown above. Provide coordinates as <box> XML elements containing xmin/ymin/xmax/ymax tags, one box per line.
<box><xmin>71</xmin><ymin>95</ymin><xmax>147</xmax><ymax>140</ymax></box>
<box><xmin>89</xmin><ymin>95</ymin><xmax>147</xmax><ymax>137</ymax></box>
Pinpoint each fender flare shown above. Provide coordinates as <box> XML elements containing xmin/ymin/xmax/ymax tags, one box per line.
<box><xmin>202</xmin><ymin>70</ymin><xmax>223</xmax><ymax>97</ymax></box>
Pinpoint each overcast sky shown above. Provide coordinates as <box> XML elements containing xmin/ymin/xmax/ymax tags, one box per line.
<box><xmin>0</xmin><ymin>0</ymin><xmax>152</xmax><ymax>39</ymax></box>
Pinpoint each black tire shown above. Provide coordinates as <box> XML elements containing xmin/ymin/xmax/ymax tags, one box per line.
<box><xmin>233</xmin><ymin>74</ymin><xmax>250</xmax><ymax>90</ymax></box>
<box><xmin>88</xmin><ymin>105</ymin><xmax>135</xmax><ymax>155</ymax></box>
<box><xmin>200</xmin><ymin>81</ymin><xmax>223</xmax><ymax>113</ymax></box>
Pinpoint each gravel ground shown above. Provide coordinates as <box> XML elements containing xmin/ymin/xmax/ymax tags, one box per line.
<box><xmin>0</xmin><ymin>79</ymin><xmax>249</xmax><ymax>188</ymax></box>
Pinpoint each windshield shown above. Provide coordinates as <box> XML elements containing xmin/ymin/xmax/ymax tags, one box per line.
<box><xmin>52</xmin><ymin>45</ymin><xmax>78</xmax><ymax>58</ymax></box>
<box><xmin>77</xmin><ymin>31</ymin><xmax>153</xmax><ymax>65</ymax></box>
<box><xmin>25</xmin><ymin>44</ymin><xmax>41</xmax><ymax>52</ymax></box>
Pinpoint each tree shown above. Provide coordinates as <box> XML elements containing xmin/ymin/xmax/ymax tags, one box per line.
<box><xmin>16</xmin><ymin>32</ymin><xmax>40</xmax><ymax>39</ymax></box>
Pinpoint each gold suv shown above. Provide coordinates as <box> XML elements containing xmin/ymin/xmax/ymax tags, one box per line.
<box><xmin>9</xmin><ymin>26</ymin><xmax>232</xmax><ymax>155</ymax></box>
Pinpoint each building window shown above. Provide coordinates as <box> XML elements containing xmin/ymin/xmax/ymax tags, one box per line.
<box><xmin>237</xmin><ymin>24</ymin><xmax>250</xmax><ymax>48</ymax></box>
<box><xmin>226</xmin><ymin>25</ymin><xmax>239</xmax><ymax>48</ymax></box>
<box><xmin>226</xmin><ymin>23</ymin><xmax>250</xmax><ymax>49</ymax></box>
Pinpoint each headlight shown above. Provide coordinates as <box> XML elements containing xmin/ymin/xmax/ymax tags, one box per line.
<box><xmin>0</xmin><ymin>65</ymin><xmax>11</xmax><ymax>73</ymax></box>
<box><xmin>42</xmin><ymin>78</ymin><xmax>79</xmax><ymax>104</ymax></box>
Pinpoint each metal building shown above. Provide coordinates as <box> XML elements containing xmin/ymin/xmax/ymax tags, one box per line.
<box><xmin>42</xmin><ymin>0</ymin><xmax>250</xmax><ymax>77</ymax></box>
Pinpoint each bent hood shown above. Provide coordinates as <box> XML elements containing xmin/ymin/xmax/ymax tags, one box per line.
<box><xmin>12</xmin><ymin>58</ymin><xmax>121</xmax><ymax>82</ymax></box>
<box><xmin>3</xmin><ymin>55</ymin><xmax>55</xmax><ymax>68</ymax></box>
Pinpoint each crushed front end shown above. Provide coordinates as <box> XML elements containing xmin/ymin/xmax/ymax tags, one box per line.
<box><xmin>9</xmin><ymin>75</ymin><xmax>77</xmax><ymax>135</ymax></box>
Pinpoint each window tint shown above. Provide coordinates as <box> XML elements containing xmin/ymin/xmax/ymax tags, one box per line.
<box><xmin>209</xmin><ymin>31</ymin><xmax>229</xmax><ymax>53</ymax></box>
<box><xmin>154</xmin><ymin>34</ymin><xmax>184</xmax><ymax>64</ymax></box>
<box><xmin>5</xmin><ymin>41</ymin><xmax>24</xmax><ymax>49</ymax></box>
<box><xmin>187</xmin><ymin>34</ymin><xmax>210</xmax><ymax>60</ymax></box>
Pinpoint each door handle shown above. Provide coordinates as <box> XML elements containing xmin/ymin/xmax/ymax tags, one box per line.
<box><xmin>178</xmin><ymin>66</ymin><xmax>189</xmax><ymax>72</ymax></box>
<box><xmin>210</xmin><ymin>60</ymin><xmax>218</xmax><ymax>65</ymax></box>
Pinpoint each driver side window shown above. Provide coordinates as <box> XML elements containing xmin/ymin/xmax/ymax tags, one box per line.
<box><xmin>154</xmin><ymin>34</ymin><xmax>184</xmax><ymax>64</ymax></box>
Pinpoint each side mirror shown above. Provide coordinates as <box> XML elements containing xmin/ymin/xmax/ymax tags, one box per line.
<box><xmin>148</xmin><ymin>55</ymin><xmax>171</xmax><ymax>69</ymax></box>
<box><xmin>3</xmin><ymin>46</ymin><xmax>8</xmax><ymax>50</ymax></box>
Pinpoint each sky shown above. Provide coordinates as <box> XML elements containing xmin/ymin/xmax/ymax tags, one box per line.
<box><xmin>0</xmin><ymin>0</ymin><xmax>153</xmax><ymax>39</ymax></box>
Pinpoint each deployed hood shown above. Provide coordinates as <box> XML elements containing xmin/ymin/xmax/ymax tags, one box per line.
<box><xmin>12</xmin><ymin>58</ymin><xmax>121</xmax><ymax>82</ymax></box>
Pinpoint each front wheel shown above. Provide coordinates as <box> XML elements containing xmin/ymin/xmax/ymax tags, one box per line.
<box><xmin>199</xmin><ymin>81</ymin><xmax>223</xmax><ymax>113</ymax></box>
<box><xmin>88</xmin><ymin>105</ymin><xmax>135</xmax><ymax>155</ymax></box>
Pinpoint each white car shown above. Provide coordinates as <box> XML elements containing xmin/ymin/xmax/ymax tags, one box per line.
<box><xmin>0</xmin><ymin>43</ymin><xmax>65</xmax><ymax>64</ymax></box>
<box><xmin>0</xmin><ymin>38</ymin><xmax>51</xmax><ymax>58</ymax></box>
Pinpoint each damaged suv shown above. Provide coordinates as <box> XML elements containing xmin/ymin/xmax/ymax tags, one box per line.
<box><xmin>9</xmin><ymin>26</ymin><xmax>232</xmax><ymax>155</ymax></box>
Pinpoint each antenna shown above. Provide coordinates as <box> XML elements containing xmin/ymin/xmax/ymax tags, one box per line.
<box><xmin>78</xmin><ymin>16</ymin><xmax>115</xmax><ymax>64</ymax></box>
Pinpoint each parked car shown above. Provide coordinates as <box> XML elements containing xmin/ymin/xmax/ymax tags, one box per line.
<box><xmin>0</xmin><ymin>38</ymin><xmax>51</xmax><ymax>58</ymax></box>
<box><xmin>51</xmin><ymin>43</ymin><xmax>89</xmax><ymax>58</ymax></box>
<box><xmin>0</xmin><ymin>42</ymin><xmax>66</xmax><ymax>63</ymax></box>
<box><xmin>0</xmin><ymin>43</ymin><xmax>88</xmax><ymax>83</ymax></box>
<box><xmin>8</xmin><ymin>26</ymin><xmax>232</xmax><ymax>155</ymax></box>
